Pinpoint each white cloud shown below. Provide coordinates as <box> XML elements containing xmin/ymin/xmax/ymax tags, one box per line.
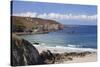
<box><xmin>13</xmin><ymin>12</ymin><xmax>97</xmax><ymax>21</ymax></box>
<box><xmin>13</xmin><ymin>12</ymin><xmax>38</xmax><ymax>17</ymax></box>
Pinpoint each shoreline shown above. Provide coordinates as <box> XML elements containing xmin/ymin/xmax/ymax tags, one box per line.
<box><xmin>34</xmin><ymin>44</ymin><xmax>97</xmax><ymax>53</ymax></box>
<box><xmin>34</xmin><ymin>45</ymin><xmax>97</xmax><ymax>64</ymax></box>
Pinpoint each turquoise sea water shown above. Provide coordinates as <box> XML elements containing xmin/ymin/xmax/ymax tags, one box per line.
<box><xmin>20</xmin><ymin>25</ymin><xmax>97</xmax><ymax>49</ymax></box>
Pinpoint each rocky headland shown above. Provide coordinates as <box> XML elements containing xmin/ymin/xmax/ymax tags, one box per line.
<box><xmin>12</xmin><ymin>16</ymin><xmax>64</xmax><ymax>34</ymax></box>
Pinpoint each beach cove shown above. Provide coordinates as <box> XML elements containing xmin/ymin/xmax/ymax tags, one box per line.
<box><xmin>19</xmin><ymin>25</ymin><xmax>97</xmax><ymax>64</ymax></box>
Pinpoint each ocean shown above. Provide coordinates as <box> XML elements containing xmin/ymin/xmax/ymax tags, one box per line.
<box><xmin>20</xmin><ymin>25</ymin><xmax>97</xmax><ymax>50</ymax></box>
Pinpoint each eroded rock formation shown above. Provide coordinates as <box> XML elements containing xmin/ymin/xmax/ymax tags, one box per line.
<box><xmin>11</xmin><ymin>34</ymin><xmax>41</xmax><ymax>66</ymax></box>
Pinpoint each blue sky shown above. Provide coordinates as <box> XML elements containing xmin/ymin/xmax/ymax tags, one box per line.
<box><xmin>12</xmin><ymin>1</ymin><xmax>97</xmax><ymax>25</ymax></box>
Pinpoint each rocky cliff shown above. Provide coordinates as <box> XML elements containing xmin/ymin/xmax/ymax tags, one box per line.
<box><xmin>12</xmin><ymin>16</ymin><xmax>64</xmax><ymax>34</ymax></box>
<box><xmin>11</xmin><ymin>34</ymin><xmax>41</xmax><ymax>66</ymax></box>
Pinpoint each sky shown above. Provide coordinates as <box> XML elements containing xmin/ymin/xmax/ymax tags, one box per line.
<box><xmin>12</xmin><ymin>1</ymin><xmax>97</xmax><ymax>25</ymax></box>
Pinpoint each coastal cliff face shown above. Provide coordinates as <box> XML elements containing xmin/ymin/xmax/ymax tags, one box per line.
<box><xmin>12</xmin><ymin>16</ymin><xmax>64</xmax><ymax>34</ymax></box>
<box><xmin>11</xmin><ymin>34</ymin><xmax>41</xmax><ymax>66</ymax></box>
<box><xmin>11</xmin><ymin>34</ymin><xmax>56</xmax><ymax>66</ymax></box>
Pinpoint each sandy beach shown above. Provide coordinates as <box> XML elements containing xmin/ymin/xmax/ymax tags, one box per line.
<box><xmin>34</xmin><ymin>45</ymin><xmax>97</xmax><ymax>64</ymax></box>
<box><xmin>63</xmin><ymin>53</ymin><xmax>97</xmax><ymax>63</ymax></box>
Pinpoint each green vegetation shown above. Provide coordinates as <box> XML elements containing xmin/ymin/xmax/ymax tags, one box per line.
<box><xmin>32</xmin><ymin>25</ymin><xmax>38</xmax><ymax>30</ymax></box>
<box><xmin>12</xmin><ymin>19</ymin><xmax>26</xmax><ymax>32</ymax></box>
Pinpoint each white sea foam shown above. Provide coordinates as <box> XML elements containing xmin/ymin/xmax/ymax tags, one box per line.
<box><xmin>40</xmin><ymin>43</ymin><xmax>46</xmax><ymax>46</ymax></box>
<box><xmin>67</xmin><ymin>44</ymin><xmax>82</xmax><ymax>48</ymax></box>
<box><xmin>33</xmin><ymin>43</ymin><xmax>97</xmax><ymax>53</ymax></box>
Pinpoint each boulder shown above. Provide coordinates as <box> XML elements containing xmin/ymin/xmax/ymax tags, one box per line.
<box><xmin>11</xmin><ymin>34</ymin><xmax>41</xmax><ymax>66</ymax></box>
<box><xmin>40</xmin><ymin>50</ymin><xmax>55</xmax><ymax>64</ymax></box>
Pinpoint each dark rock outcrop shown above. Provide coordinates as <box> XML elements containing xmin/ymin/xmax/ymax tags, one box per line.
<box><xmin>40</xmin><ymin>50</ymin><xmax>55</xmax><ymax>64</ymax></box>
<box><xmin>11</xmin><ymin>34</ymin><xmax>42</xmax><ymax>66</ymax></box>
<box><xmin>11</xmin><ymin>34</ymin><xmax>57</xmax><ymax>66</ymax></box>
